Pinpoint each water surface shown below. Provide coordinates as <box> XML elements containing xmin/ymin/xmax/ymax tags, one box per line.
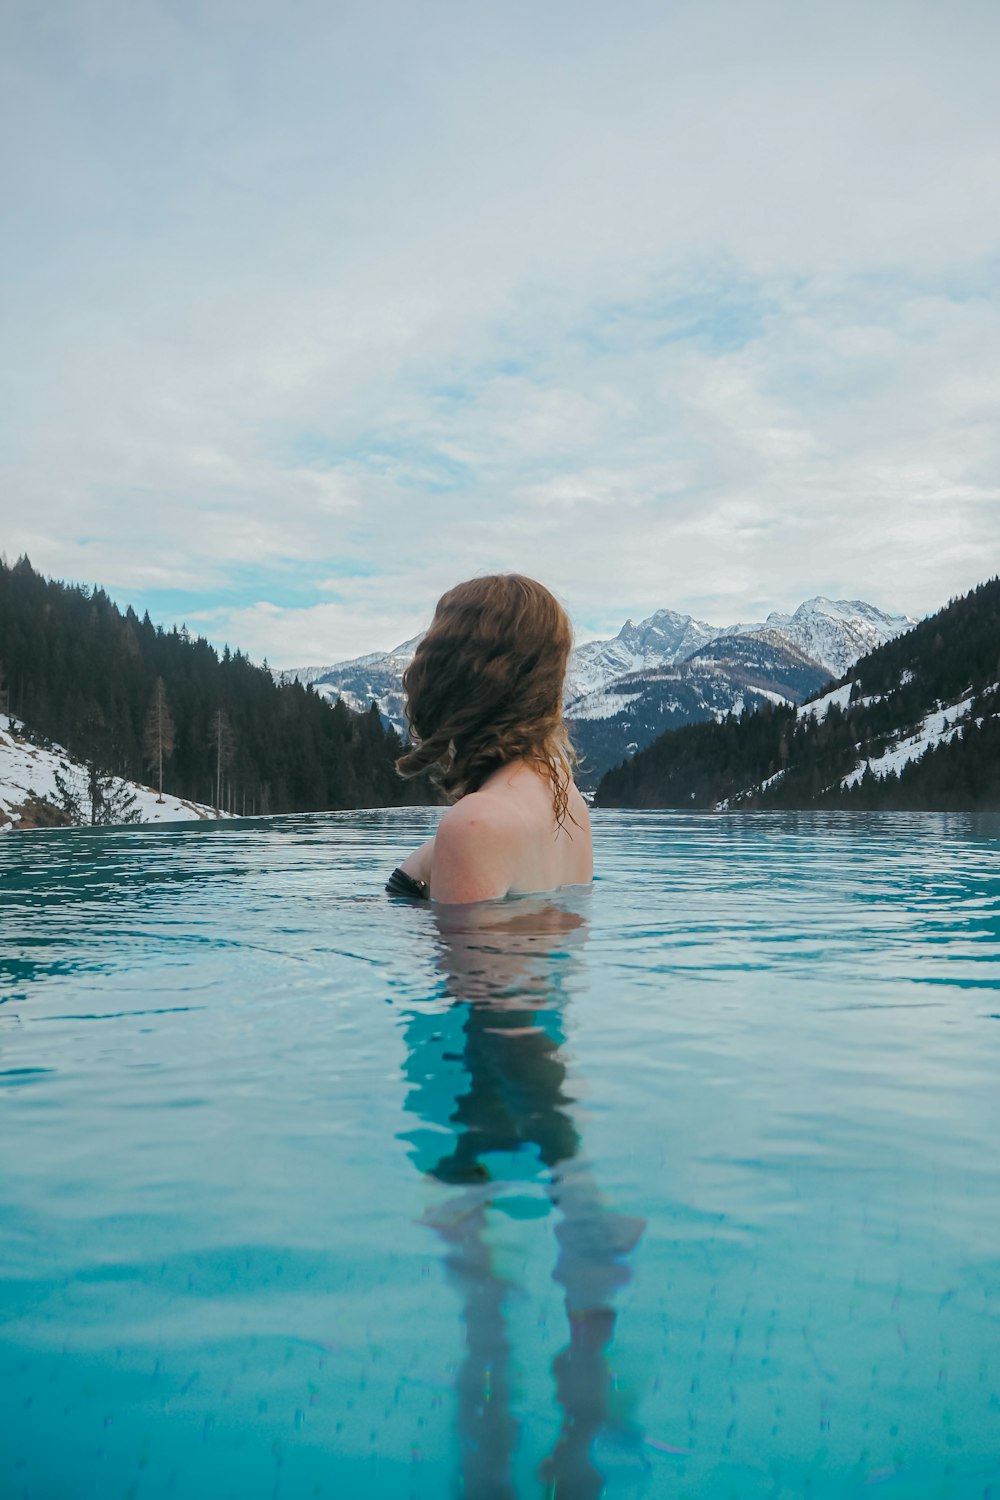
<box><xmin>1</xmin><ymin>809</ymin><xmax>999</xmax><ymax>1497</ymax></box>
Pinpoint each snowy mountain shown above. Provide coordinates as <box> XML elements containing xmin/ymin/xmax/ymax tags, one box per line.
<box><xmin>1</xmin><ymin>716</ymin><xmax>228</xmax><ymax>831</ymax></box>
<box><xmin>566</xmin><ymin>597</ymin><xmax>912</xmax><ymax>714</ymax></box>
<box><xmin>276</xmin><ymin>635</ymin><xmax>423</xmax><ymax>726</ymax></box>
<box><xmin>737</xmin><ymin>598</ymin><xmax>916</xmax><ymax>677</ymax></box>
<box><xmin>568</xmin><ymin>632</ymin><xmax>832</xmax><ymax>788</ymax></box>
<box><xmin>565</xmin><ymin>609</ymin><xmax>721</xmax><ymax>703</ymax></box>
<box><xmin>594</xmin><ymin>577</ymin><xmax>1000</xmax><ymax>811</ymax></box>
<box><xmin>277</xmin><ymin>635</ymin><xmax>422</xmax><ymax>696</ymax></box>
<box><xmin>281</xmin><ymin>598</ymin><xmax>913</xmax><ymax>742</ymax></box>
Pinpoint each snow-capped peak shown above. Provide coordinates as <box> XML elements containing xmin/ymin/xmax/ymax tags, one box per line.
<box><xmin>566</xmin><ymin>609</ymin><xmax>720</xmax><ymax>703</ymax></box>
<box><xmin>277</xmin><ymin>633</ymin><xmax>424</xmax><ymax>688</ymax></box>
<box><xmin>753</xmin><ymin>598</ymin><xmax>915</xmax><ymax>677</ymax></box>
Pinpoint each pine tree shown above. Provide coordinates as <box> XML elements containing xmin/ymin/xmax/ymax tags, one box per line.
<box><xmin>87</xmin><ymin>764</ymin><xmax>142</xmax><ymax>825</ymax></box>
<box><xmin>143</xmin><ymin>676</ymin><xmax>176</xmax><ymax>802</ymax></box>
<box><xmin>52</xmin><ymin>767</ymin><xmax>84</xmax><ymax>825</ymax></box>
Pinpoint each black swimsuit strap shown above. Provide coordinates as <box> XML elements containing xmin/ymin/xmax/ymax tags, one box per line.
<box><xmin>386</xmin><ymin>867</ymin><xmax>430</xmax><ymax>899</ymax></box>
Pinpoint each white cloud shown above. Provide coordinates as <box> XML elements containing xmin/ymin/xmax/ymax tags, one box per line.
<box><xmin>1</xmin><ymin>0</ymin><xmax>999</xmax><ymax>663</ymax></box>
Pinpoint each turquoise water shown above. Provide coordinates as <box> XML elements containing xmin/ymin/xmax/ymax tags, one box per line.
<box><xmin>1</xmin><ymin>809</ymin><xmax>999</xmax><ymax>1499</ymax></box>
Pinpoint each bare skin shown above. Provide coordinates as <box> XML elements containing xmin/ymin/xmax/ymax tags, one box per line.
<box><xmin>400</xmin><ymin>759</ymin><xmax>593</xmax><ymax>905</ymax></box>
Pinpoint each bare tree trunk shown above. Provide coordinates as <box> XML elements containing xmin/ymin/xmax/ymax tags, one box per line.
<box><xmin>144</xmin><ymin>678</ymin><xmax>173</xmax><ymax>803</ymax></box>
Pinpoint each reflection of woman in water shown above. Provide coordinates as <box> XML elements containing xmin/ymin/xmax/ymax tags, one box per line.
<box><xmin>399</xmin><ymin>899</ymin><xmax>645</xmax><ymax>1498</ymax></box>
<box><xmin>387</xmin><ymin>574</ymin><xmax>593</xmax><ymax>905</ymax></box>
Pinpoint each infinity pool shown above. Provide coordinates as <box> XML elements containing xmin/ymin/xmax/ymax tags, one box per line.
<box><xmin>1</xmin><ymin>809</ymin><xmax>999</xmax><ymax>1497</ymax></box>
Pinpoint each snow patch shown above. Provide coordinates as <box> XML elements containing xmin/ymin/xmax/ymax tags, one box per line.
<box><xmin>799</xmin><ymin>682</ymin><xmax>855</xmax><ymax>721</ymax></box>
<box><xmin>567</xmin><ymin>691</ymin><xmax>645</xmax><ymax>722</ymax></box>
<box><xmin>718</xmin><ymin>767</ymin><xmax>787</xmax><ymax>809</ymax></box>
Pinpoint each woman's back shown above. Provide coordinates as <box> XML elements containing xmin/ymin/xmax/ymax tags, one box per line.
<box><xmin>431</xmin><ymin>761</ymin><xmax>592</xmax><ymax>903</ymax></box>
<box><xmin>395</xmin><ymin>761</ymin><xmax>592</xmax><ymax>904</ymax></box>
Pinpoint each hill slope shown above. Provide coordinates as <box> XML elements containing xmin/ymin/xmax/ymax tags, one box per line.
<box><xmin>0</xmin><ymin>557</ymin><xmax>432</xmax><ymax>817</ymax></box>
<box><xmin>594</xmin><ymin>578</ymin><xmax>1000</xmax><ymax>812</ymax></box>
<box><xmin>1</xmin><ymin>715</ymin><xmax>227</xmax><ymax>830</ymax></box>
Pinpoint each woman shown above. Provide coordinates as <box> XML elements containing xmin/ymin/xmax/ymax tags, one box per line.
<box><xmin>386</xmin><ymin>574</ymin><xmax>593</xmax><ymax>904</ymax></box>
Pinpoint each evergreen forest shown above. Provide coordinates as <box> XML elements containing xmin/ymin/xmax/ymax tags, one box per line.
<box><xmin>594</xmin><ymin>577</ymin><xmax>1000</xmax><ymax>811</ymax></box>
<box><xmin>0</xmin><ymin>557</ymin><xmax>435</xmax><ymax>816</ymax></box>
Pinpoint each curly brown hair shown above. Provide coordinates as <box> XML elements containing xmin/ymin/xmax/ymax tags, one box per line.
<box><xmin>395</xmin><ymin>574</ymin><xmax>579</xmax><ymax>829</ymax></box>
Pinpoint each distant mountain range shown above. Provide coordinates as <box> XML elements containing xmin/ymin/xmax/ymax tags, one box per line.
<box><xmin>279</xmin><ymin>597</ymin><xmax>914</xmax><ymax>789</ymax></box>
<box><xmin>594</xmin><ymin>577</ymin><xmax>1000</xmax><ymax>812</ymax></box>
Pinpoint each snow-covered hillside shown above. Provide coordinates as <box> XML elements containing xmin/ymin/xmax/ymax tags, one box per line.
<box><xmin>0</xmin><ymin>716</ymin><xmax>227</xmax><ymax>831</ymax></box>
<box><xmin>798</xmin><ymin>678</ymin><xmax>996</xmax><ymax>793</ymax></box>
<box><xmin>723</xmin><ymin>679</ymin><xmax>1000</xmax><ymax>808</ymax></box>
<box><xmin>838</xmin><ymin>694</ymin><xmax>985</xmax><ymax>789</ymax></box>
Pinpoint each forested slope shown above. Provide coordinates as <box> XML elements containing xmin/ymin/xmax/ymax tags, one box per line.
<box><xmin>594</xmin><ymin>578</ymin><xmax>1000</xmax><ymax>811</ymax></box>
<box><xmin>0</xmin><ymin>557</ymin><xmax>432</xmax><ymax>815</ymax></box>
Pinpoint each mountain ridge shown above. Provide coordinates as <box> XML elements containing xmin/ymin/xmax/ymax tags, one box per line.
<box><xmin>280</xmin><ymin>596</ymin><xmax>915</xmax><ymax>788</ymax></box>
<box><xmin>282</xmin><ymin>596</ymin><xmax>913</xmax><ymax>717</ymax></box>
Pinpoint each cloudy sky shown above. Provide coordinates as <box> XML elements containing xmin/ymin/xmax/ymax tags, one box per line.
<box><xmin>2</xmin><ymin>0</ymin><xmax>999</xmax><ymax>666</ymax></box>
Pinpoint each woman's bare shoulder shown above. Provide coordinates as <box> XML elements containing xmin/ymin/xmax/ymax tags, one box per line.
<box><xmin>437</xmin><ymin>789</ymin><xmax>520</xmax><ymax>838</ymax></box>
<box><xmin>431</xmin><ymin>795</ymin><xmax>518</xmax><ymax>903</ymax></box>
